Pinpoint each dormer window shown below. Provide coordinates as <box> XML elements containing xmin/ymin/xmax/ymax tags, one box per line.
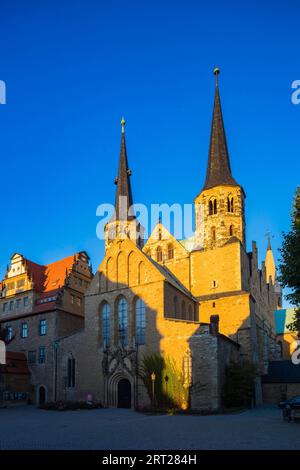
<box><xmin>156</xmin><ymin>246</ymin><xmax>163</xmax><ymax>262</ymax></box>
<box><xmin>167</xmin><ymin>244</ymin><xmax>174</xmax><ymax>260</ymax></box>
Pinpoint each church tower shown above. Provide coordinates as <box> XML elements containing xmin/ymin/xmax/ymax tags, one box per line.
<box><xmin>194</xmin><ymin>68</ymin><xmax>246</xmax><ymax>250</ymax></box>
<box><xmin>104</xmin><ymin>118</ymin><xmax>144</xmax><ymax>251</ymax></box>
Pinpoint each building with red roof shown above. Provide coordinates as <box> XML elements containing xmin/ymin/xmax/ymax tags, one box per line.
<box><xmin>0</xmin><ymin>251</ymin><xmax>93</xmax><ymax>405</ymax></box>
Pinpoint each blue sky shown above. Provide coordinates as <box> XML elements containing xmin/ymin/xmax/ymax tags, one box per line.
<box><xmin>0</xmin><ymin>1</ymin><xmax>299</xmax><ymax>306</ymax></box>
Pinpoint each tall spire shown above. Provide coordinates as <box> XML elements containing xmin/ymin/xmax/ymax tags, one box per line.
<box><xmin>265</xmin><ymin>236</ymin><xmax>276</xmax><ymax>284</ymax></box>
<box><xmin>114</xmin><ymin>117</ymin><xmax>134</xmax><ymax>220</ymax></box>
<box><xmin>203</xmin><ymin>67</ymin><xmax>238</xmax><ymax>190</ymax></box>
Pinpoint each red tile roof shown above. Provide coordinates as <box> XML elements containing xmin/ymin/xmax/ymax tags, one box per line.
<box><xmin>24</xmin><ymin>254</ymin><xmax>80</xmax><ymax>293</ymax></box>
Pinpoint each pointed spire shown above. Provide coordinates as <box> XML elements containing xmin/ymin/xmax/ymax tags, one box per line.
<box><xmin>267</xmin><ymin>237</ymin><xmax>272</xmax><ymax>251</ymax></box>
<box><xmin>203</xmin><ymin>67</ymin><xmax>238</xmax><ymax>190</ymax></box>
<box><xmin>265</xmin><ymin>232</ymin><xmax>276</xmax><ymax>284</ymax></box>
<box><xmin>114</xmin><ymin>117</ymin><xmax>134</xmax><ymax>220</ymax></box>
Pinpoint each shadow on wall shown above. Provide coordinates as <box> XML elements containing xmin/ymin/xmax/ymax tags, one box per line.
<box><xmin>66</xmin><ymin>261</ymin><xmax>209</xmax><ymax>410</ymax></box>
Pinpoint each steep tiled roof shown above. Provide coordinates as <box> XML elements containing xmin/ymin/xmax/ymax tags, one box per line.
<box><xmin>114</xmin><ymin>119</ymin><xmax>135</xmax><ymax>221</ymax></box>
<box><xmin>24</xmin><ymin>254</ymin><xmax>80</xmax><ymax>293</ymax></box>
<box><xmin>203</xmin><ymin>68</ymin><xmax>239</xmax><ymax>191</ymax></box>
<box><xmin>44</xmin><ymin>255</ymin><xmax>77</xmax><ymax>292</ymax></box>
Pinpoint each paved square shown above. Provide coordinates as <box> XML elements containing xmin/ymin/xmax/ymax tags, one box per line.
<box><xmin>0</xmin><ymin>405</ymin><xmax>299</xmax><ymax>450</ymax></box>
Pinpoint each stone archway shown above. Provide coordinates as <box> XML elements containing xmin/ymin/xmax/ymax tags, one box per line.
<box><xmin>117</xmin><ymin>378</ymin><xmax>131</xmax><ymax>408</ymax></box>
<box><xmin>38</xmin><ymin>385</ymin><xmax>47</xmax><ymax>405</ymax></box>
<box><xmin>107</xmin><ymin>372</ymin><xmax>134</xmax><ymax>408</ymax></box>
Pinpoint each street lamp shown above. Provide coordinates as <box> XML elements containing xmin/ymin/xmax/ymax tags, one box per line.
<box><xmin>164</xmin><ymin>375</ymin><xmax>169</xmax><ymax>407</ymax></box>
<box><xmin>151</xmin><ymin>372</ymin><xmax>156</xmax><ymax>411</ymax></box>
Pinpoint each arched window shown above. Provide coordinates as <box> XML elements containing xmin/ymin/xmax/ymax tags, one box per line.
<box><xmin>229</xmin><ymin>225</ymin><xmax>234</xmax><ymax>237</ymax></box>
<box><xmin>67</xmin><ymin>356</ymin><xmax>76</xmax><ymax>388</ymax></box>
<box><xmin>156</xmin><ymin>246</ymin><xmax>163</xmax><ymax>262</ymax></box>
<box><xmin>181</xmin><ymin>301</ymin><xmax>186</xmax><ymax>319</ymax></box>
<box><xmin>211</xmin><ymin>227</ymin><xmax>216</xmax><ymax>241</ymax></box>
<box><xmin>213</xmin><ymin>199</ymin><xmax>217</xmax><ymax>214</ymax></box>
<box><xmin>227</xmin><ymin>197</ymin><xmax>234</xmax><ymax>213</ymax></box>
<box><xmin>174</xmin><ymin>296</ymin><xmax>178</xmax><ymax>318</ymax></box>
<box><xmin>167</xmin><ymin>244</ymin><xmax>174</xmax><ymax>260</ymax></box>
<box><xmin>102</xmin><ymin>302</ymin><xmax>110</xmax><ymax>347</ymax></box>
<box><xmin>135</xmin><ymin>298</ymin><xmax>146</xmax><ymax>345</ymax></box>
<box><xmin>118</xmin><ymin>297</ymin><xmax>128</xmax><ymax>347</ymax></box>
<box><xmin>209</xmin><ymin>199</ymin><xmax>217</xmax><ymax>215</ymax></box>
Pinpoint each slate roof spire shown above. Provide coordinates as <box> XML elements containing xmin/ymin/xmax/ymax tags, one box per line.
<box><xmin>114</xmin><ymin>117</ymin><xmax>134</xmax><ymax>220</ymax></box>
<box><xmin>203</xmin><ymin>67</ymin><xmax>238</xmax><ymax>190</ymax></box>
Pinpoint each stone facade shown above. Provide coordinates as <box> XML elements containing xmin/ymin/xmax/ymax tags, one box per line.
<box><xmin>1</xmin><ymin>71</ymin><xmax>283</xmax><ymax>410</ymax></box>
<box><xmin>0</xmin><ymin>252</ymin><xmax>93</xmax><ymax>404</ymax></box>
<box><xmin>54</xmin><ymin>73</ymin><xmax>282</xmax><ymax>411</ymax></box>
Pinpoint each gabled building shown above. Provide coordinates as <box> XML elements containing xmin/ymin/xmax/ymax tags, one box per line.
<box><xmin>0</xmin><ymin>251</ymin><xmax>93</xmax><ymax>404</ymax></box>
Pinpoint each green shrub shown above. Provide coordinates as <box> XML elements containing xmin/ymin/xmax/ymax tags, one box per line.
<box><xmin>40</xmin><ymin>400</ymin><xmax>103</xmax><ymax>411</ymax></box>
<box><xmin>139</xmin><ymin>353</ymin><xmax>189</xmax><ymax>410</ymax></box>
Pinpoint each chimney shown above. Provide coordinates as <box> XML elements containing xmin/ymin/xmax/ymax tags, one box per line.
<box><xmin>210</xmin><ymin>315</ymin><xmax>219</xmax><ymax>336</ymax></box>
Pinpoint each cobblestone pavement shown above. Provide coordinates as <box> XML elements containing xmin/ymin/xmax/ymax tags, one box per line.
<box><xmin>0</xmin><ymin>405</ymin><xmax>299</xmax><ymax>450</ymax></box>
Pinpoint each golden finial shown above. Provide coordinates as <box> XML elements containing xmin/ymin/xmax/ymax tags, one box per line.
<box><xmin>214</xmin><ymin>66</ymin><xmax>220</xmax><ymax>76</ymax></box>
<box><xmin>121</xmin><ymin>116</ymin><xmax>126</xmax><ymax>134</ymax></box>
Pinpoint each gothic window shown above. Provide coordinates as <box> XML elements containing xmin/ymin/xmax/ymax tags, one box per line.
<box><xmin>209</xmin><ymin>199</ymin><xmax>217</xmax><ymax>215</ymax></box>
<box><xmin>102</xmin><ymin>302</ymin><xmax>110</xmax><ymax>347</ymax></box>
<box><xmin>135</xmin><ymin>298</ymin><xmax>146</xmax><ymax>345</ymax></box>
<box><xmin>181</xmin><ymin>301</ymin><xmax>186</xmax><ymax>319</ymax></box>
<box><xmin>174</xmin><ymin>296</ymin><xmax>178</xmax><ymax>318</ymax></box>
<box><xmin>118</xmin><ymin>297</ymin><xmax>128</xmax><ymax>347</ymax></box>
<box><xmin>67</xmin><ymin>357</ymin><xmax>76</xmax><ymax>388</ymax></box>
<box><xmin>229</xmin><ymin>225</ymin><xmax>234</xmax><ymax>237</ymax></box>
<box><xmin>211</xmin><ymin>227</ymin><xmax>216</xmax><ymax>241</ymax></box>
<box><xmin>213</xmin><ymin>199</ymin><xmax>217</xmax><ymax>214</ymax></box>
<box><xmin>227</xmin><ymin>197</ymin><xmax>234</xmax><ymax>213</ymax></box>
<box><xmin>167</xmin><ymin>244</ymin><xmax>174</xmax><ymax>260</ymax></box>
<box><xmin>156</xmin><ymin>246</ymin><xmax>163</xmax><ymax>262</ymax></box>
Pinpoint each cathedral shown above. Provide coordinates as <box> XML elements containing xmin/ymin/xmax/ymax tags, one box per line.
<box><xmin>0</xmin><ymin>69</ymin><xmax>282</xmax><ymax>410</ymax></box>
<box><xmin>53</xmin><ymin>69</ymin><xmax>282</xmax><ymax>411</ymax></box>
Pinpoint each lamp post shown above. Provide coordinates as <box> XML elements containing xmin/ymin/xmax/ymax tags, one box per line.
<box><xmin>151</xmin><ymin>372</ymin><xmax>156</xmax><ymax>411</ymax></box>
<box><xmin>164</xmin><ymin>375</ymin><xmax>169</xmax><ymax>406</ymax></box>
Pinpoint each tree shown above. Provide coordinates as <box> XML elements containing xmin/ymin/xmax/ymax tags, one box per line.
<box><xmin>278</xmin><ymin>186</ymin><xmax>300</xmax><ymax>333</ymax></box>
<box><xmin>139</xmin><ymin>354</ymin><xmax>189</xmax><ymax>410</ymax></box>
